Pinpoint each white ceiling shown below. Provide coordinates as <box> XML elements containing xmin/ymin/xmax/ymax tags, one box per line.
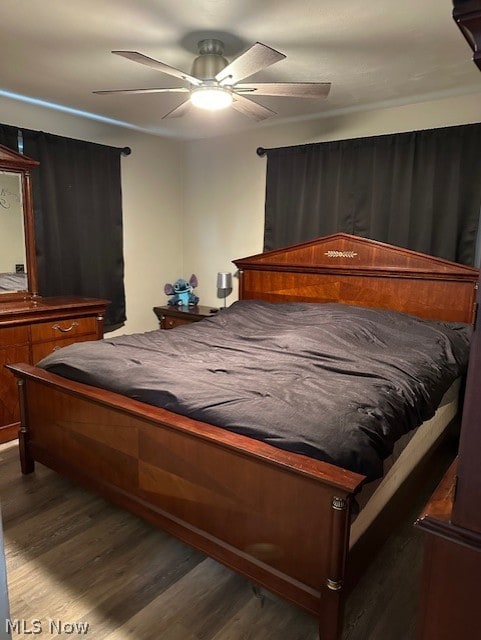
<box><xmin>1</xmin><ymin>0</ymin><xmax>480</xmax><ymax>141</ymax></box>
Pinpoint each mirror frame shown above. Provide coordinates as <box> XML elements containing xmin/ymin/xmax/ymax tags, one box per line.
<box><xmin>0</xmin><ymin>144</ymin><xmax>39</xmax><ymax>302</ymax></box>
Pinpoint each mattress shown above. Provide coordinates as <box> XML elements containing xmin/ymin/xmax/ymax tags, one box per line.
<box><xmin>350</xmin><ymin>378</ymin><xmax>459</xmax><ymax>547</ymax></box>
<box><xmin>37</xmin><ymin>300</ymin><xmax>471</xmax><ymax>482</ymax></box>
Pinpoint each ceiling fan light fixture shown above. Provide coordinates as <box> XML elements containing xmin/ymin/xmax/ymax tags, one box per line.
<box><xmin>190</xmin><ymin>86</ymin><xmax>233</xmax><ymax>111</ymax></box>
<box><xmin>101</xmin><ymin>41</ymin><xmax>330</xmax><ymax>122</ymax></box>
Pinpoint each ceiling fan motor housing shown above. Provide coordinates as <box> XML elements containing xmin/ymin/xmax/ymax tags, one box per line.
<box><xmin>191</xmin><ymin>39</ymin><xmax>229</xmax><ymax>80</ymax></box>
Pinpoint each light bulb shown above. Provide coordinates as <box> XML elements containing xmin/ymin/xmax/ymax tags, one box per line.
<box><xmin>191</xmin><ymin>87</ymin><xmax>233</xmax><ymax>111</ymax></box>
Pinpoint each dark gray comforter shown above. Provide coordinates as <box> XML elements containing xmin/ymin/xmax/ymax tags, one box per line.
<box><xmin>38</xmin><ymin>300</ymin><xmax>471</xmax><ymax>480</ymax></box>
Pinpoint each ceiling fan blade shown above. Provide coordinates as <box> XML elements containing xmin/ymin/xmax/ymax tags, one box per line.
<box><xmin>161</xmin><ymin>98</ymin><xmax>193</xmax><ymax>119</ymax></box>
<box><xmin>216</xmin><ymin>42</ymin><xmax>285</xmax><ymax>85</ymax></box>
<box><xmin>93</xmin><ymin>87</ymin><xmax>190</xmax><ymax>95</ymax></box>
<box><xmin>231</xmin><ymin>94</ymin><xmax>276</xmax><ymax>121</ymax></box>
<box><xmin>112</xmin><ymin>51</ymin><xmax>201</xmax><ymax>86</ymax></box>
<box><xmin>235</xmin><ymin>82</ymin><xmax>331</xmax><ymax>98</ymax></box>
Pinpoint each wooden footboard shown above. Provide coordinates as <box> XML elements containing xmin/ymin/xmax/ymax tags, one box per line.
<box><xmin>9</xmin><ymin>363</ymin><xmax>364</xmax><ymax>640</ymax></box>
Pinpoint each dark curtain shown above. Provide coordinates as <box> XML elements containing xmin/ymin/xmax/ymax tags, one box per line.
<box><xmin>263</xmin><ymin>123</ymin><xmax>481</xmax><ymax>265</ymax></box>
<box><xmin>22</xmin><ymin>130</ymin><xmax>126</xmax><ymax>328</ymax></box>
<box><xmin>0</xmin><ymin>124</ymin><xmax>20</xmax><ymax>151</ymax></box>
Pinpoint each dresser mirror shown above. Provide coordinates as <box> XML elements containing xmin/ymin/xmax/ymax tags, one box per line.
<box><xmin>0</xmin><ymin>144</ymin><xmax>39</xmax><ymax>301</ymax></box>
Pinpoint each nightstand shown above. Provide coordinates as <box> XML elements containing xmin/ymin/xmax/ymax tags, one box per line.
<box><xmin>153</xmin><ymin>305</ymin><xmax>219</xmax><ymax>329</ymax></box>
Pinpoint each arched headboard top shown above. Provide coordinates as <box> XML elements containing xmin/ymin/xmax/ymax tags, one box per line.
<box><xmin>233</xmin><ymin>234</ymin><xmax>479</xmax><ymax>324</ymax></box>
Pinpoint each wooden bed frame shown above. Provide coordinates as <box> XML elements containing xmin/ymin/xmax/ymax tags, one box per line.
<box><xmin>7</xmin><ymin>233</ymin><xmax>479</xmax><ymax>640</ymax></box>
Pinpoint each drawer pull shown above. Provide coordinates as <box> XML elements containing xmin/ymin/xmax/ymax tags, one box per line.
<box><xmin>52</xmin><ymin>321</ymin><xmax>79</xmax><ymax>333</ymax></box>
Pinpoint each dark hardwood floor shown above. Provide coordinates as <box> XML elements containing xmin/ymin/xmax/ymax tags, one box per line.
<box><xmin>0</xmin><ymin>439</ymin><xmax>454</xmax><ymax>640</ymax></box>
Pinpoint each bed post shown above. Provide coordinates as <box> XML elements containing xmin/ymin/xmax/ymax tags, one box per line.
<box><xmin>319</xmin><ymin>495</ymin><xmax>350</xmax><ymax>640</ymax></box>
<box><xmin>17</xmin><ymin>378</ymin><xmax>34</xmax><ymax>474</ymax></box>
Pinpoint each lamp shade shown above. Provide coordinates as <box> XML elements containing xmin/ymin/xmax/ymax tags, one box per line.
<box><xmin>217</xmin><ymin>272</ymin><xmax>232</xmax><ymax>289</ymax></box>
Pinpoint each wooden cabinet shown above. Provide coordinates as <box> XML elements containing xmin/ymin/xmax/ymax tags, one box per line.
<box><xmin>414</xmin><ymin>11</ymin><xmax>481</xmax><ymax>636</ymax></box>
<box><xmin>414</xmin><ymin>461</ymin><xmax>481</xmax><ymax>640</ymax></box>
<box><xmin>453</xmin><ymin>0</ymin><xmax>481</xmax><ymax>72</ymax></box>
<box><xmin>0</xmin><ymin>296</ymin><xmax>108</xmax><ymax>443</ymax></box>
<box><xmin>153</xmin><ymin>305</ymin><xmax>219</xmax><ymax>329</ymax></box>
<box><xmin>415</xmin><ymin>271</ymin><xmax>481</xmax><ymax>639</ymax></box>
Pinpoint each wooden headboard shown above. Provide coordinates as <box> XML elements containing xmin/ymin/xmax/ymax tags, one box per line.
<box><xmin>233</xmin><ymin>233</ymin><xmax>479</xmax><ymax>324</ymax></box>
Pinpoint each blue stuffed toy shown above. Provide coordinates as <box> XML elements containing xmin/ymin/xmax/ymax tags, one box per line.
<box><xmin>164</xmin><ymin>274</ymin><xmax>199</xmax><ymax>306</ymax></box>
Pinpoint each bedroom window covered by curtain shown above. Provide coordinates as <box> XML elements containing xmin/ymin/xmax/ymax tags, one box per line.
<box><xmin>262</xmin><ymin>122</ymin><xmax>481</xmax><ymax>266</ymax></box>
<box><xmin>0</xmin><ymin>124</ymin><xmax>20</xmax><ymax>151</ymax></box>
<box><xmin>21</xmin><ymin>129</ymin><xmax>126</xmax><ymax>329</ymax></box>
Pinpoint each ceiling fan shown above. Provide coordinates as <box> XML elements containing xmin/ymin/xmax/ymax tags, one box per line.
<box><xmin>93</xmin><ymin>39</ymin><xmax>331</xmax><ymax>121</ymax></box>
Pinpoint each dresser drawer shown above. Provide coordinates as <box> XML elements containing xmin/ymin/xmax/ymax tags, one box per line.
<box><xmin>32</xmin><ymin>334</ymin><xmax>97</xmax><ymax>364</ymax></box>
<box><xmin>30</xmin><ymin>316</ymin><xmax>98</xmax><ymax>343</ymax></box>
<box><xmin>0</xmin><ymin>325</ymin><xmax>29</xmax><ymax>347</ymax></box>
<box><xmin>154</xmin><ymin>306</ymin><xmax>217</xmax><ymax>329</ymax></box>
<box><xmin>162</xmin><ymin>316</ymin><xmax>194</xmax><ymax>329</ymax></box>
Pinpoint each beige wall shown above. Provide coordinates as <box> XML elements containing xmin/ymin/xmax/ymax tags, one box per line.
<box><xmin>183</xmin><ymin>92</ymin><xmax>481</xmax><ymax>308</ymax></box>
<box><xmin>0</xmin><ymin>90</ymin><xmax>479</xmax><ymax>331</ymax></box>
<box><xmin>0</xmin><ymin>96</ymin><xmax>184</xmax><ymax>335</ymax></box>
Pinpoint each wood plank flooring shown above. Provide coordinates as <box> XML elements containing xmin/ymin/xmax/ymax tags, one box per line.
<box><xmin>0</xmin><ymin>439</ymin><xmax>454</xmax><ymax>640</ymax></box>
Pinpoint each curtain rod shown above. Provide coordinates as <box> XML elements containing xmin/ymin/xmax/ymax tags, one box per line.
<box><xmin>121</xmin><ymin>147</ymin><xmax>132</xmax><ymax>156</ymax></box>
<box><xmin>256</xmin><ymin>147</ymin><xmax>267</xmax><ymax>157</ymax></box>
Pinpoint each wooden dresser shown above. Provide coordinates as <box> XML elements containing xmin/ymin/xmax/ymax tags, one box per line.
<box><xmin>0</xmin><ymin>144</ymin><xmax>109</xmax><ymax>444</ymax></box>
<box><xmin>0</xmin><ymin>296</ymin><xmax>108</xmax><ymax>443</ymax></box>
